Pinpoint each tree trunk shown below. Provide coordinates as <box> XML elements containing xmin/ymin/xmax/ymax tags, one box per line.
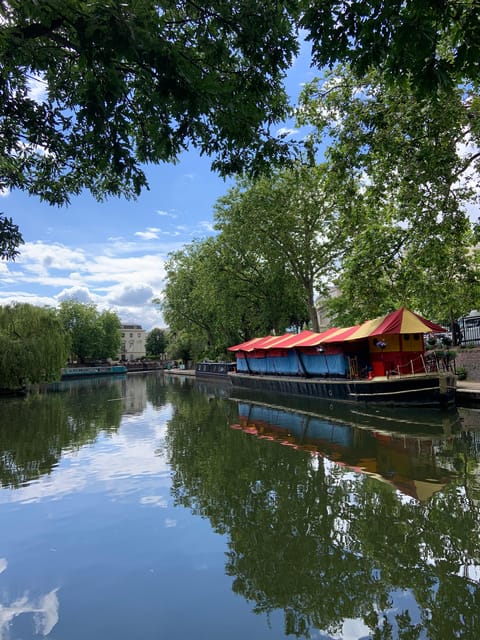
<box><xmin>308</xmin><ymin>302</ymin><xmax>320</xmax><ymax>332</ymax></box>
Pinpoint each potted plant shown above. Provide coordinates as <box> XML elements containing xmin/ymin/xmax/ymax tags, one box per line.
<box><xmin>456</xmin><ymin>365</ymin><xmax>467</xmax><ymax>380</ymax></box>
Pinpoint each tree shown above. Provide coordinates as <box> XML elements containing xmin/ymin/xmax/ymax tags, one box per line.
<box><xmin>58</xmin><ymin>300</ymin><xmax>121</xmax><ymax>363</ymax></box>
<box><xmin>0</xmin><ymin>303</ymin><xmax>70</xmax><ymax>389</ymax></box>
<box><xmin>0</xmin><ymin>0</ymin><xmax>299</xmax><ymax>257</ymax></box>
<box><xmin>161</xmin><ymin>234</ymin><xmax>307</xmax><ymax>359</ymax></box>
<box><xmin>165</xmin><ymin>329</ymin><xmax>196</xmax><ymax>364</ymax></box>
<box><xmin>214</xmin><ymin>164</ymin><xmax>339</xmax><ymax>331</ymax></box>
<box><xmin>300</xmin><ymin>0</ymin><xmax>480</xmax><ymax>93</ymax></box>
<box><xmin>97</xmin><ymin>309</ymin><xmax>122</xmax><ymax>360</ymax></box>
<box><xmin>297</xmin><ymin>66</ymin><xmax>480</xmax><ymax>324</ymax></box>
<box><xmin>145</xmin><ymin>328</ymin><xmax>167</xmax><ymax>357</ymax></box>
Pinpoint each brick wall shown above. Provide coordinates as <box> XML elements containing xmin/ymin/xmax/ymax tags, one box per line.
<box><xmin>454</xmin><ymin>347</ymin><xmax>480</xmax><ymax>381</ymax></box>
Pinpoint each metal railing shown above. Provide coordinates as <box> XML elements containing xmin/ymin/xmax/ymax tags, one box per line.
<box><xmin>458</xmin><ymin>316</ymin><xmax>480</xmax><ymax>346</ymax></box>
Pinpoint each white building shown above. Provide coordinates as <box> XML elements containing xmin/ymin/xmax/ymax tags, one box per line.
<box><xmin>120</xmin><ymin>324</ymin><xmax>146</xmax><ymax>361</ymax></box>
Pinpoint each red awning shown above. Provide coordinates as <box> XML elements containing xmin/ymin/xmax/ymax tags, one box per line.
<box><xmin>318</xmin><ymin>324</ymin><xmax>362</xmax><ymax>343</ymax></box>
<box><xmin>227</xmin><ymin>309</ymin><xmax>445</xmax><ymax>351</ymax></box>
<box><xmin>262</xmin><ymin>330</ymin><xmax>316</xmax><ymax>349</ymax></box>
<box><xmin>228</xmin><ymin>334</ymin><xmax>291</xmax><ymax>352</ymax></box>
<box><xmin>295</xmin><ymin>327</ymin><xmax>343</xmax><ymax>347</ymax></box>
<box><xmin>227</xmin><ymin>336</ymin><xmax>273</xmax><ymax>352</ymax></box>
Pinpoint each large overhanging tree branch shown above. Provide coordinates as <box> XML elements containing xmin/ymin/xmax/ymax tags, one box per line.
<box><xmin>300</xmin><ymin>0</ymin><xmax>480</xmax><ymax>93</ymax></box>
<box><xmin>0</xmin><ymin>0</ymin><xmax>300</xmax><ymax>258</ymax></box>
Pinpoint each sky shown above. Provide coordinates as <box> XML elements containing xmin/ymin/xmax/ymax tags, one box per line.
<box><xmin>0</xmin><ymin>40</ymin><xmax>316</xmax><ymax>333</ymax></box>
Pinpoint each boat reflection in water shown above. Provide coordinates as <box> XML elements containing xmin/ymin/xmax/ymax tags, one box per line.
<box><xmin>230</xmin><ymin>389</ymin><xmax>463</xmax><ymax>501</ymax></box>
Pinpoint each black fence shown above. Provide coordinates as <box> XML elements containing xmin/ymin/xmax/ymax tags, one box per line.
<box><xmin>458</xmin><ymin>315</ymin><xmax>480</xmax><ymax>346</ymax></box>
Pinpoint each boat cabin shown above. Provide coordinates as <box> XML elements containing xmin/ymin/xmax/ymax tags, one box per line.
<box><xmin>228</xmin><ymin>308</ymin><xmax>446</xmax><ymax>380</ymax></box>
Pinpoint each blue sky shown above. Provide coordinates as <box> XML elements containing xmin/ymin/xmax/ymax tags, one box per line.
<box><xmin>0</xmin><ymin>40</ymin><xmax>316</xmax><ymax>332</ymax></box>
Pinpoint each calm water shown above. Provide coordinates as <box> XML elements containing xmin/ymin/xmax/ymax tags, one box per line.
<box><xmin>1</xmin><ymin>373</ymin><xmax>480</xmax><ymax>640</ymax></box>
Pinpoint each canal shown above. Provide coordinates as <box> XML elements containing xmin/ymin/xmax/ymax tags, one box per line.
<box><xmin>1</xmin><ymin>372</ymin><xmax>479</xmax><ymax>639</ymax></box>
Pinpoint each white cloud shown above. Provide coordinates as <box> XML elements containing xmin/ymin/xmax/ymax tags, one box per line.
<box><xmin>199</xmin><ymin>220</ymin><xmax>215</xmax><ymax>233</ymax></box>
<box><xmin>27</xmin><ymin>74</ymin><xmax>47</xmax><ymax>103</ymax></box>
<box><xmin>135</xmin><ymin>227</ymin><xmax>161</xmax><ymax>240</ymax></box>
<box><xmin>18</xmin><ymin>242</ymin><xmax>87</xmax><ymax>274</ymax></box>
<box><xmin>276</xmin><ymin>126</ymin><xmax>299</xmax><ymax>138</ymax></box>
<box><xmin>140</xmin><ymin>495</ymin><xmax>168</xmax><ymax>507</ymax></box>
<box><xmin>56</xmin><ymin>286</ymin><xmax>94</xmax><ymax>304</ymax></box>
<box><xmin>0</xmin><ymin>292</ymin><xmax>58</xmax><ymax>307</ymax></box>
<box><xmin>165</xmin><ymin>519</ymin><xmax>177</xmax><ymax>528</ymax></box>
<box><xmin>157</xmin><ymin>209</ymin><xmax>177</xmax><ymax>218</ymax></box>
<box><xmin>0</xmin><ymin>240</ymin><xmax>168</xmax><ymax>330</ymax></box>
<box><xmin>107</xmin><ymin>283</ymin><xmax>155</xmax><ymax>306</ymax></box>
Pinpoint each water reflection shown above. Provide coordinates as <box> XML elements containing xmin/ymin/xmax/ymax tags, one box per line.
<box><xmin>0</xmin><ymin>374</ymin><xmax>480</xmax><ymax>639</ymax></box>
<box><xmin>168</xmin><ymin>381</ymin><xmax>480</xmax><ymax>638</ymax></box>
<box><xmin>231</xmin><ymin>399</ymin><xmax>462</xmax><ymax>501</ymax></box>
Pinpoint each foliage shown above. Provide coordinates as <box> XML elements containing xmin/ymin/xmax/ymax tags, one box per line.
<box><xmin>145</xmin><ymin>327</ymin><xmax>167</xmax><ymax>357</ymax></box>
<box><xmin>456</xmin><ymin>365</ymin><xmax>467</xmax><ymax>380</ymax></box>
<box><xmin>300</xmin><ymin>0</ymin><xmax>480</xmax><ymax>93</ymax></box>
<box><xmin>214</xmin><ymin>164</ymin><xmax>339</xmax><ymax>331</ymax></box>
<box><xmin>298</xmin><ymin>66</ymin><xmax>480</xmax><ymax>325</ymax></box>
<box><xmin>0</xmin><ymin>213</ymin><xmax>24</xmax><ymax>260</ymax></box>
<box><xmin>0</xmin><ymin>303</ymin><xmax>70</xmax><ymax>388</ymax></box>
<box><xmin>161</xmin><ymin>227</ymin><xmax>308</xmax><ymax>359</ymax></box>
<box><xmin>98</xmin><ymin>309</ymin><xmax>123</xmax><ymax>360</ymax></box>
<box><xmin>58</xmin><ymin>300</ymin><xmax>121</xmax><ymax>363</ymax></box>
<box><xmin>165</xmin><ymin>329</ymin><xmax>197</xmax><ymax>364</ymax></box>
<box><xmin>0</xmin><ymin>0</ymin><xmax>300</xmax><ymax>257</ymax></box>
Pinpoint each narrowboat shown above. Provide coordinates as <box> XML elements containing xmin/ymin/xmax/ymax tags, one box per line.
<box><xmin>227</xmin><ymin>308</ymin><xmax>457</xmax><ymax>409</ymax></box>
<box><xmin>195</xmin><ymin>361</ymin><xmax>236</xmax><ymax>379</ymax></box>
<box><xmin>61</xmin><ymin>364</ymin><xmax>127</xmax><ymax>380</ymax></box>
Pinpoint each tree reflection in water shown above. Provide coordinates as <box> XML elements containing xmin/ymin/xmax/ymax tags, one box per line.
<box><xmin>0</xmin><ymin>377</ymin><xmax>124</xmax><ymax>488</ymax></box>
<box><xmin>1</xmin><ymin>374</ymin><xmax>479</xmax><ymax>638</ymax></box>
<box><xmin>167</xmin><ymin>382</ymin><xmax>480</xmax><ymax>639</ymax></box>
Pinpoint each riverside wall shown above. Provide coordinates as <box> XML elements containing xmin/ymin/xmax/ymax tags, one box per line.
<box><xmin>454</xmin><ymin>346</ymin><xmax>480</xmax><ymax>381</ymax></box>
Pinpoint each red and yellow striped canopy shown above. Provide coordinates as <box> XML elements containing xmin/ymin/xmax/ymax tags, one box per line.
<box><xmin>341</xmin><ymin>307</ymin><xmax>446</xmax><ymax>341</ymax></box>
<box><xmin>227</xmin><ymin>309</ymin><xmax>445</xmax><ymax>352</ymax></box>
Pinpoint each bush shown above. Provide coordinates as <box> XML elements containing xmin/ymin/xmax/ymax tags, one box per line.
<box><xmin>456</xmin><ymin>366</ymin><xmax>467</xmax><ymax>380</ymax></box>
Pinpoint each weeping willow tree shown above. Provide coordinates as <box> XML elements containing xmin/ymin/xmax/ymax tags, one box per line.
<box><xmin>0</xmin><ymin>303</ymin><xmax>70</xmax><ymax>389</ymax></box>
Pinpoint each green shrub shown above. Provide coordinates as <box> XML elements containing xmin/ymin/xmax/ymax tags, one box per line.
<box><xmin>456</xmin><ymin>366</ymin><xmax>467</xmax><ymax>380</ymax></box>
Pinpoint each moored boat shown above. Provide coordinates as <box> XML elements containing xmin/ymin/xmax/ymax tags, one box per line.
<box><xmin>195</xmin><ymin>361</ymin><xmax>236</xmax><ymax>379</ymax></box>
<box><xmin>227</xmin><ymin>308</ymin><xmax>457</xmax><ymax>409</ymax></box>
<box><xmin>61</xmin><ymin>364</ymin><xmax>127</xmax><ymax>380</ymax></box>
